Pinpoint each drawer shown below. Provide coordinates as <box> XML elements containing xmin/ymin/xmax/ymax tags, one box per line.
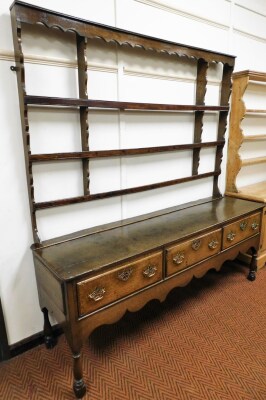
<box><xmin>222</xmin><ymin>212</ymin><xmax>261</xmax><ymax>250</ymax></box>
<box><xmin>77</xmin><ymin>251</ymin><xmax>163</xmax><ymax>316</ymax></box>
<box><xmin>166</xmin><ymin>229</ymin><xmax>222</xmax><ymax>277</ymax></box>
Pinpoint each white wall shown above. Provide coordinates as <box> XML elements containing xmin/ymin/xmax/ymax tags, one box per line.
<box><xmin>0</xmin><ymin>0</ymin><xmax>266</xmax><ymax>345</ymax></box>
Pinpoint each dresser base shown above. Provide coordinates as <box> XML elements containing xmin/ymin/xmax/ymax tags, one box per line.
<box><xmin>38</xmin><ymin>231</ymin><xmax>260</xmax><ymax>398</ymax></box>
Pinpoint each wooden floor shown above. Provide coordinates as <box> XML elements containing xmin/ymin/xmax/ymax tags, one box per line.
<box><xmin>0</xmin><ymin>262</ymin><xmax>265</xmax><ymax>400</ymax></box>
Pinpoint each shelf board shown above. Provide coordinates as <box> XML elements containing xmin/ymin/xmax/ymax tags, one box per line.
<box><xmin>241</xmin><ymin>156</ymin><xmax>266</xmax><ymax>166</ymax></box>
<box><xmin>25</xmin><ymin>96</ymin><xmax>229</xmax><ymax>112</ymax></box>
<box><xmin>34</xmin><ymin>170</ymin><xmax>219</xmax><ymax>210</ymax></box>
<box><xmin>29</xmin><ymin>141</ymin><xmax>224</xmax><ymax>162</ymax></box>
<box><xmin>243</xmin><ymin>135</ymin><xmax>266</xmax><ymax>141</ymax></box>
<box><xmin>233</xmin><ymin>70</ymin><xmax>266</xmax><ymax>82</ymax></box>
<box><xmin>226</xmin><ymin>181</ymin><xmax>266</xmax><ymax>203</ymax></box>
<box><xmin>245</xmin><ymin>109</ymin><xmax>266</xmax><ymax>115</ymax></box>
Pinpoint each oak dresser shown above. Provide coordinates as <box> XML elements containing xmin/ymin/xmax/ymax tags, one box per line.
<box><xmin>10</xmin><ymin>1</ymin><xmax>264</xmax><ymax>398</ymax></box>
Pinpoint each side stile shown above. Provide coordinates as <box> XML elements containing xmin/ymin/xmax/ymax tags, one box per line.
<box><xmin>10</xmin><ymin>9</ymin><xmax>40</xmax><ymax>243</ymax></box>
<box><xmin>192</xmin><ymin>58</ymin><xmax>208</xmax><ymax>175</ymax></box>
<box><xmin>213</xmin><ymin>62</ymin><xmax>234</xmax><ymax>198</ymax></box>
<box><xmin>76</xmin><ymin>35</ymin><xmax>90</xmax><ymax>195</ymax></box>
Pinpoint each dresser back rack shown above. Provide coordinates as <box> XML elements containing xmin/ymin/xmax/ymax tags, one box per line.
<box><xmin>10</xmin><ymin>1</ymin><xmax>264</xmax><ymax>398</ymax></box>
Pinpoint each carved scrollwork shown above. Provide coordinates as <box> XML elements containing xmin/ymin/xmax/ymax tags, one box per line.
<box><xmin>13</xmin><ymin>2</ymin><xmax>234</xmax><ymax>66</ymax></box>
<box><xmin>14</xmin><ymin>21</ymin><xmax>40</xmax><ymax>243</ymax></box>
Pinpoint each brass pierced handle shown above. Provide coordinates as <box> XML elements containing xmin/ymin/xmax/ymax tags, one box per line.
<box><xmin>143</xmin><ymin>264</ymin><xmax>158</xmax><ymax>278</ymax></box>
<box><xmin>208</xmin><ymin>239</ymin><xmax>219</xmax><ymax>250</ymax></box>
<box><xmin>117</xmin><ymin>267</ymin><xmax>133</xmax><ymax>281</ymax></box>
<box><xmin>88</xmin><ymin>287</ymin><xmax>105</xmax><ymax>302</ymax></box>
<box><xmin>227</xmin><ymin>231</ymin><xmax>236</xmax><ymax>242</ymax></box>
<box><xmin>191</xmin><ymin>239</ymin><xmax>201</xmax><ymax>251</ymax></box>
<box><xmin>240</xmin><ymin>221</ymin><xmax>247</xmax><ymax>231</ymax></box>
<box><xmin>173</xmin><ymin>252</ymin><xmax>185</xmax><ymax>265</ymax></box>
<box><xmin>251</xmin><ymin>222</ymin><xmax>259</xmax><ymax>231</ymax></box>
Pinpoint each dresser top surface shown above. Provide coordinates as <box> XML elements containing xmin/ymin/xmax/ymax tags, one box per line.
<box><xmin>32</xmin><ymin>197</ymin><xmax>264</xmax><ymax>281</ymax></box>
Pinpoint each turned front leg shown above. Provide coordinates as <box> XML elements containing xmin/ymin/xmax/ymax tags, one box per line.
<box><xmin>247</xmin><ymin>247</ymin><xmax>257</xmax><ymax>281</ymax></box>
<box><xmin>42</xmin><ymin>308</ymin><xmax>57</xmax><ymax>349</ymax></box>
<box><xmin>72</xmin><ymin>351</ymin><xmax>86</xmax><ymax>399</ymax></box>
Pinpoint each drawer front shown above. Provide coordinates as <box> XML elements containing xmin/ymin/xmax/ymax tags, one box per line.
<box><xmin>77</xmin><ymin>251</ymin><xmax>163</xmax><ymax>316</ymax></box>
<box><xmin>222</xmin><ymin>212</ymin><xmax>261</xmax><ymax>250</ymax></box>
<box><xmin>166</xmin><ymin>229</ymin><xmax>222</xmax><ymax>277</ymax></box>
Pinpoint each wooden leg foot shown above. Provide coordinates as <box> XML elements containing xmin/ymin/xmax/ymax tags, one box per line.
<box><xmin>247</xmin><ymin>270</ymin><xmax>256</xmax><ymax>281</ymax></box>
<box><xmin>73</xmin><ymin>378</ymin><xmax>86</xmax><ymax>399</ymax></box>
<box><xmin>73</xmin><ymin>352</ymin><xmax>86</xmax><ymax>399</ymax></box>
<box><xmin>42</xmin><ymin>308</ymin><xmax>57</xmax><ymax>349</ymax></box>
<box><xmin>247</xmin><ymin>247</ymin><xmax>257</xmax><ymax>281</ymax></box>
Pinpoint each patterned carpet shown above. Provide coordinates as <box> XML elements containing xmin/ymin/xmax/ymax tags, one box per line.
<box><xmin>0</xmin><ymin>262</ymin><xmax>265</xmax><ymax>400</ymax></box>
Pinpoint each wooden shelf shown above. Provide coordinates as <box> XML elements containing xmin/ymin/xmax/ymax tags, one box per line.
<box><xmin>245</xmin><ymin>109</ymin><xmax>266</xmax><ymax>115</ymax></box>
<box><xmin>226</xmin><ymin>181</ymin><xmax>266</xmax><ymax>203</ymax></box>
<box><xmin>243</xmin><ymin>135</ymin><xmax>266</xmax><ymax>141</ymax></box>
<box><xmin>241</xmin><ymin>156</ymin><xmax>266</xmax><ymax>166</ymax></box>
<box><xmin>233</xmin><ymin>70</ymin><xmax>266</xmax><ymax>82</ymax></box>
<box><xmin>12</xmin><ymin>0</ymin><xmax>234</xmax><ymax>243</ymax></box>
<box><xmin>25</xmin><ymin>96</ymin><xmax>229</xmax><ymax>112</ymax></box>
<box><xmin>34</xmin><ymin>171</ymin><xmax>219</xmax><ymax>210</ymax></box>
<box><xmin>29</xmin><ymin>141</ymin><xmax>224</xmax><ymax>162</ymax></box>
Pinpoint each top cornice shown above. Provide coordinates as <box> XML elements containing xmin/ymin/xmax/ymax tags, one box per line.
<box><xmin>10</xmin><ymin>0</ymin><xmax>235</xmax><ymax>66</ymax></box>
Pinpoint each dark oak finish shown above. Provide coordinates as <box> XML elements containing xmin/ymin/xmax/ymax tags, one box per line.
<box><xmin>29</xmin><ymin>141</ymin><xmax>224</xmax><ymax>162</ymax></box>
<box><xmin>166</xmin><ymin>228</ymin><xmax>222</xmax><ymax>276</ymax></box>
<box><xmin>76</xmin><ymin>35</ymin><xmax>90</xmax><ymax>196</ymax></box>
<box><xmin>10</xmin><ymin>2</ymin><xmax>264</xmax><ymax>399</ymax></box>
<box><xmin>213</xmin><ymin>64</ymin><xmax>234</xmax><ymax>198</ymax></box>
<box><xmin>192</xmin><ymin>58</ymin><xmax>208</xmax><ymax>175</ymax></box>
<box><xmin>31</xmin><ymin>198</ymin><xmax>263</xmax><ymax>399</ymax></box>
<box><xmin>25</xmin><ymin>95</ymin><xmax>229</xmax><ymax>111</ymax></box>
<box><xmin>33</xmin><ymin>171</ymin><xmax>219</xmax><ymax>211</ymax></box>
<box><xmin>10</xmin><ymin>0</ymin><xmax>234</xmax><ymax>238</ymax></box>
<box><xmin>41</xmin><ymin>307</ymin><xmax>57</xmax><ymax>349</ymax></box>
<box><xmin>10</xmin><ymin>0</ymin><xmax>235</xmax><ymax>66</ymax></box>
<box><xmin>222</xmin><ymin>212</ymin><xmax>261</xmax><ymax>250</ymax></box>
<box><xmin>77</xmin><ymin>251</ymin><xmax>163</xmax><ymax>316</ymax></box>
<box><xmin>32</xmin><ymin>197</ymin><xmax>262</xmax><ymax>279</ymax></box>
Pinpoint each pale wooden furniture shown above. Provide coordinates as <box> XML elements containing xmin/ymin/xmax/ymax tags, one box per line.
<box><xmin>226</xmin><ymin>70</ymin><xmax>266</xmax><ymax>269</ymax></box>
<box><xmin>10</xmin><ymin>2</ymin><xmax>264</xmax><ymax>398</ymax></box>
